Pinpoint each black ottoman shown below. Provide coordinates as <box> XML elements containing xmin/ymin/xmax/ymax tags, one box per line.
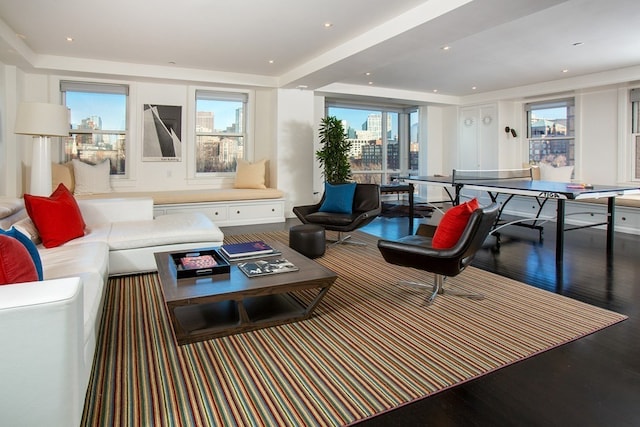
<box><xmin>289</xmin><ymin>224</ymin><xmax>326</xmax><ymax>258</ymax></box>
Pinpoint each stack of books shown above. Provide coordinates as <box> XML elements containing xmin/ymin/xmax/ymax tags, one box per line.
<box><xmin>218</xmin><ymin>240</ymin><xmax>281</xmax><ymax>262</ymax></box>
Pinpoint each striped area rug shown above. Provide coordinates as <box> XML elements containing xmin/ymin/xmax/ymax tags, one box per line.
<box><xmin>82</xmin><ymin>231</ymin><xmax>626</xmax><ymax>426</ymax></box>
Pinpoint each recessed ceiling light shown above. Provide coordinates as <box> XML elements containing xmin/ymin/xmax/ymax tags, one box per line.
<box><xmin>562</xmin><ymin>69</ymin><xmax>569</xmax><ymax>73</ymax></box>
<box><xmin>365</xmin><ymin>72</ymin><xmax>371</xmax><ymax>76</ymax></box>
<box><xmin>324</xmin><ymin>22</ymin><xmax>333</xmax><ymax>28</ymax></box>
<box><xmin>572</xmin><ymin>42</ymin><xmax>584</xmax><ymax>47</ymax></box>
<box><xmin>296</xmin><ymin>85</ymin><xmax>308</xmax><ymax>90</ymax></box>
<box><xmin>441</xmin><ymin>45</ymin><xmax>451</xmax><ymax>51</ymax></box>
<box><xmin>472</xmin><ymin>86</ymin><xmax>477</xmax><ymax>90</ymax></box>
<box><xmin>368</xmin><ymin>81</ymin><xmax>374</xmax><ymax>85</ymax></box>
<box><xmin>66</xmin><ymin>37</ymin><xmax>74</xmax><ymax>42</ymax></box>
<box><xmin>433</xmin><ymin>89</ymin><xmax>438</xmax><ymax>93</ymax></box>
<box><xmin>268</xmin><ymin>59</ymin><xmax>274</xmax><ymax>64</ymax></box>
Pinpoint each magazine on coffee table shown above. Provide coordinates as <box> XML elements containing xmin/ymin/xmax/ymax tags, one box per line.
<box><xmin>238</xmin><ymin>258</ymin><xmax>299</xmax><ymax>278</ymax></box>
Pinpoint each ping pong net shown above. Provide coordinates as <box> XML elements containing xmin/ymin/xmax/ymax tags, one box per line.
<box><xmin>451</xmin><ymin>168</ymin><xmax>533</xmax><ymax>182</ymax></box>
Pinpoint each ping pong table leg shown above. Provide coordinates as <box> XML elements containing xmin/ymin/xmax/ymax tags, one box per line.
<box><xmin>556</xmin><ymin>199</ymin><xmax>565</xmax><ymax>264</ymax></box>
<box><xmin>607</xmin><ymin>197</ymin><xmax>615</xmax><ymax>258</ymax></box>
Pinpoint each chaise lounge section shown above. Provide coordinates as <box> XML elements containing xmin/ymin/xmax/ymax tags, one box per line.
<box><xmin>0</xmin><ymin>195</ymin><xmax>224</xmax><ymax>426</ymax></box>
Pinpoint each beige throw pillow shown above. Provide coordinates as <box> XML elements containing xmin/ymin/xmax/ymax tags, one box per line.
<box><xmin>234</xmin><ymin>159</ymin><xmax>267</xmax><ymax>189</ymax></box>
<box><xmin>51</xmin><ymin>161</ymin><xmax>75</xmax><ymax>193</ymax></box>
<box><xmin>13</xmin><ymin>217</ymin><xmax>41</xmax><ymax>244</ymax></box>
<box><xmin>72</xmin><ymin>159</ymin><xmax>112</xmax><ymax>195</ymax></box>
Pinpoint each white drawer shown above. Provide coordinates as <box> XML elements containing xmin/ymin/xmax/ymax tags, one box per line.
<box><xmin>228</xmin><ymin>201</ymin><xmax>282</xmax><ymax>220</ymax></box>
<box><xmin>157</xmin><ymin>204</ymin><xmax>228</xmax><ymax>222</ymax></box>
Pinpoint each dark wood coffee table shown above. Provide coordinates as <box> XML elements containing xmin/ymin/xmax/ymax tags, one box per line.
<box><xmin>154</xmin><ymin>242</ymin><xmax>337</xmax><ymax>345</ymax></box>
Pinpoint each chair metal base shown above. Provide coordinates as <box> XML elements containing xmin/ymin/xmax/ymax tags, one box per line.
<box><xmin>327</xmin><ymin>232</ymin><xmax>367</xmax><ymax>248</ymax></box>
<box><xmin>400</xmin><ymin>273</ymin><xmax>485</xmax><ymax>306</ymax></box>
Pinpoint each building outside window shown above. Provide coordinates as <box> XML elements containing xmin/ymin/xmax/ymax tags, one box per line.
<box><xmin>61</xmin><ymin>81</ymin><xmax>128</xmax><ymax>175</ymax></box>
<box><xmin>630</xmin><ymin>88</ymin><xmax>640</xmax><ymax>180</ymax></box>
<box><xmin>195</xmin><ymin>90</ymin><xmax>247</xmax><ymax>173</ymax></box>
<box><xmin>327</xmin><ymin>104</ymin><xmax>419</xmax><ymax>184</ymax></box>
<box><xmin>526</xmin><ymin>98</ymin><xmax>575</xmax><ymax>168</ymax></box>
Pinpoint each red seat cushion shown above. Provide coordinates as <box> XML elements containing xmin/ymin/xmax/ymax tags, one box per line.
<box><xmin>24</xmin><ymin>183</ymin><xmax>86</xmax><ymax>248</ymax></box>
<box><xmin>432</xmin><ymin>198</ymin><xmax>479</xmax><ymax>249</ymax></box>
<box><xmin>0</xmin><ymin>235</ymin><xmax>38</xmax><ymax>285</ymax></box>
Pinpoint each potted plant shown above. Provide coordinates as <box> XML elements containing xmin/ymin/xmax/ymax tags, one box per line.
<box><xmin>316</xmin><ymin>116</ymin><xmax>352</xmax><ymax>184</ymax></box>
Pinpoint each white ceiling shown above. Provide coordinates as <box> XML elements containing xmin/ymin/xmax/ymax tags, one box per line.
<box><xmin>0</xmin><ymin>0</ymin><xmax>639</xmax><ymax>98</ymax></box>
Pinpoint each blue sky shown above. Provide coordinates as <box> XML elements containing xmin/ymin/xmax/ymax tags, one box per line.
<box><xmin>66</xmin><ymin>94</ymin><xmax>241</xmax><ymax>132</ymax></box>
<box><xmin>66</xmin><ymin>92</ymin><xmax>127</xmax><ymax>130</ymax></box>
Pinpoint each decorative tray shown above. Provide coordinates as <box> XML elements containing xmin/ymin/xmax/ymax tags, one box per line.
<box><xmin>170</xmin><ymin>249</ymin><xmax>230</xmax><ymax>279</ymax></box>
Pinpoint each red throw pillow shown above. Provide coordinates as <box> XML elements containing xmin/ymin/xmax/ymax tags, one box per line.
<box><xmin>432</xmin><ymin>198</ymin><xmax>479</xmax><ymax>249</ymax></box>
<box><xmin>24</xmin><ymin>183</ymin><xmax>86</xmax><ymax>248</ymax></box>
<box><xmin>0</xmin><ymin>235</ymin><xmax>38</xmax><ymax>285</ymax></box>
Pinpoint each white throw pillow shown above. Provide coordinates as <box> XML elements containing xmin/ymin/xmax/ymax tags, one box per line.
<box><xmin>539</xmin><ymin>163</ymin><xmax>574</xmax><ymax>182</ymax></box>
<box><xmin>72</xmin><ymin>159</ymin><xmax>112</xmax><ymax>195</ymax></box>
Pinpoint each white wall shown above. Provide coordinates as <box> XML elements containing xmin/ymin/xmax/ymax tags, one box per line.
<box><xmin>274</xmin><ymin>88</ymin><xmax>315</xmax><ymax>215</ymax></box>
<box><xmin>576</xmin><ymin>89</ymin><xmax>619</xmax><ymax>185</ymax></box>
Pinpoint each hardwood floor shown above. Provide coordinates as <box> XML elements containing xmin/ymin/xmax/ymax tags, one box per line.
<box><xmin>222</xmin><ymin>214</ymin><xmax>640</xmax><ymax>427</ymax></box>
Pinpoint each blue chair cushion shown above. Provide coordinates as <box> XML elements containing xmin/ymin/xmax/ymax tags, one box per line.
<box><xmin>0</xmin><ymin>227</ymin><xmax>43</xmax><ymax>280</ymax></box>
<box><xmin>318</xmin><ymin>182</ymin><xmax>357</xmax><ymax>214</ymax></box>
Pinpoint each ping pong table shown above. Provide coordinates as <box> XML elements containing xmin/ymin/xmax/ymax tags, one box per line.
<box><xmin>404</xmin><ymin>169</ymin><xmax>640</xmax><ymax>264</ymax></box>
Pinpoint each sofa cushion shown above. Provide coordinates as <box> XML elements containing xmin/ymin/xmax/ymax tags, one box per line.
<box><xmin>432</xmin><ymin>198</ymin><xmax>479</xmax><ymax>249</ymax></box>
<box><xmin>107</xmin><ymin>213</ymin><xmax>224</xmax><ymax>250</ymax></box>
<box><xmin>234</xmin><ymin>159</ymin><xmax>267</xmax><ymax>189</ymax></box>
<box><xmin>0</xmin><ymin>198</ymin><xmax>24</xmax><ymax>220</ymax></box>
<box><xmin>319</xmin><ymin>182</ymin><xmax>357</xmax><ymax>214</ymax></box>
<box><xmin>0</xmin><ymin>227</ymin><xmax>43</xmax><ymax>280</ymax></box>
<box><xmin>39</xmin><ymin>241</ymin><xmax>109</xmax><ymax>345</ymax></box>
<box><xmin>0</xmin><ymin>235</ymin><xmax>38</xmax><ymax>285</ymax></box>
<box><xmin>24</xmin><ymin>184</ymin><xmax>86</xmax><ymax>248</ymax></box>
<box><xmin>73</xmin><ymin>159</ymin><xmax>112</xmax><ymax>195</ymax></box>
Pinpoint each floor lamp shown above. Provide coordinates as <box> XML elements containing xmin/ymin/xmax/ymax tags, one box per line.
<box><xmin>14</xmin><ymin>102</ymin><xmax>70</xmax><ymax>196</ymax></box>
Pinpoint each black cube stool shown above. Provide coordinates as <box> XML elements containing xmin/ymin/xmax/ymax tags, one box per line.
<box><xmin>289</xmin><ymin>224</ymin><xmax>326</xmax><ymax>258</ymax></box>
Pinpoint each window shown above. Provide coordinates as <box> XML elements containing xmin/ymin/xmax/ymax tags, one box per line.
<box><xmin>327</xmin><ymin>103</ymin><xmax>419</xmax><ymax>184</ymax></box>
<box><xmin>630</xmin><ymin>88</ymin><xmax>640</xmax><ymax>180</ymax></box>
<box><xmin>526</xmin><ymin>98</ymin><xmax>575</xmax><ymax>168</ymax></box>
<box><xmin>195</xmin><ymin>90</ymin><xmax>247</xmax><ymax>173</ymax></box>
<box><xmin>61</xmin><ymin>81</ymin><xmax>128</xmax><ymax>175</ymax></box>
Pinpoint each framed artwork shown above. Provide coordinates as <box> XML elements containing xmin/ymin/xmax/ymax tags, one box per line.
<box><xmin>142</xmin><ymin>104</ymin><xmax>182</xmax><ymax>161</ymax></box>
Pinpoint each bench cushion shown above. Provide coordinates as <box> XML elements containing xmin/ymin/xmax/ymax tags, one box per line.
<box><xmin>75</xmin><ymin>188</ymin><xmax>284</xmax><ymax>205</ymax></box>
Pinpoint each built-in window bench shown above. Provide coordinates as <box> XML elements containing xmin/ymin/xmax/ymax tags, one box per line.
<box><xmin>76</xmin><ymin>188</ymin><xmax>285</xmax><ymax>226</ymax></box>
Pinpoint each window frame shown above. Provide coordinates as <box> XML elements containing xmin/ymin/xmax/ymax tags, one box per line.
<box><xmin>60</xmin><ymin>80</ymin><xmax>130</xmax><ymax>177</ymax></box>
<box><xmin>193</xmin><ymin>89</ymin><xmax>249</xmax><ymax>176</ymax></box>
<box><xmin>525</xmin><ymin>97</ymin><xmax>575</xmax><ymax>168</ymax></box>
<box><xmin>325</xmin><ymin>100</ymin><xmax>419</xmax><ymax>185</ymax></box>
<box><xmin>630</xmin><ymin>88</ymin><xmax>640</xmax><ymax>181</ymax></box>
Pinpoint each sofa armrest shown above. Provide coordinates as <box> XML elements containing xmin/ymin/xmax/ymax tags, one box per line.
<box><xmin>78</xmin><ymin>197</ymin><xmax>154</xmax><ymax>225</ymax></box>
<box><xmin>0</xmin><ymin>277</ymin><xmax>85</xmax><ymax>426</ymax></box>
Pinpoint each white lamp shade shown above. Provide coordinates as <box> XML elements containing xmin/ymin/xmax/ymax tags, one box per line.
<box><xmin>14</xmin><ymin>102</ymin><xmax>70</xmax><ymax>137</ymax></box>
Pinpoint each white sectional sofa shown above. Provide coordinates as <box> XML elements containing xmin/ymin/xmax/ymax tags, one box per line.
<box><xmin>0</xmin><ymin>197</ymin><xmax>224</xmax><ymax>427</ymax></box>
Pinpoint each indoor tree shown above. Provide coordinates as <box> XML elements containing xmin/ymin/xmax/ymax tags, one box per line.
<box><xmin>316</xmin><ymin>116</ymin><xmax>352</xmax><ymax>184</ymax></box>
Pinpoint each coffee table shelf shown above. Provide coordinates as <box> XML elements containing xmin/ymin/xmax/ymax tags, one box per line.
<box><xmin>154</xmin><ymin>243</ymin><xmax>337</xmax><ymax>345</ymax></box>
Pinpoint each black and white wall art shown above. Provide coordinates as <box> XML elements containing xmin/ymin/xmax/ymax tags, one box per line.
<box><xmin>142</xmin><ymin>104</ymin><xmax>182</xmax><ymax>161</ymax></box>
